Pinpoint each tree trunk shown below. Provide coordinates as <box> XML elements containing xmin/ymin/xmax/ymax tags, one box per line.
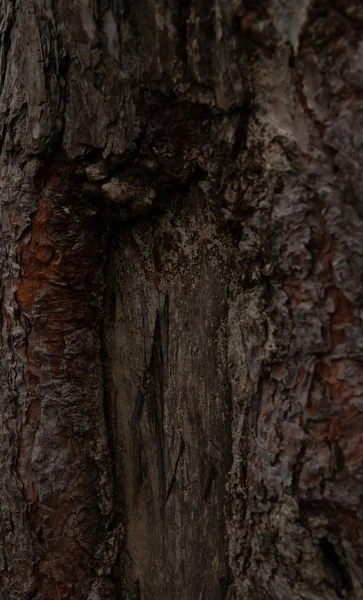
<box><xmin>1</xmin><ymin>1</ymin><xmax>363</xmax><ymax>599</ymax></box>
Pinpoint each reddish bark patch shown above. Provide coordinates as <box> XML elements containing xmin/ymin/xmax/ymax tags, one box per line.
<box><xmin>13</xmin><ymin>176</ymin><xmax>110</xmax><ymax>598</ymax></box>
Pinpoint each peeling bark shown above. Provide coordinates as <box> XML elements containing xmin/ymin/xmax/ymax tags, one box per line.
<box><xmin>0</xmin><ymin>1</ymin><xmax>363</xmax><ymax>599</ymax></box>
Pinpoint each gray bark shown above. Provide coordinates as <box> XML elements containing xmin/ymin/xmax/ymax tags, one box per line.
<box><xmin>0</xmin><ymin>1</ymin><xmax>363</xmax><ymax>599</ymax></box>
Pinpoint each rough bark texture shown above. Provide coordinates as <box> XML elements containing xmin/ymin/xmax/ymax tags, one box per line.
<box><xmin>0</xmin><ymin>1</ymin><xmax>363</xmax><ymax>599</ymax></box>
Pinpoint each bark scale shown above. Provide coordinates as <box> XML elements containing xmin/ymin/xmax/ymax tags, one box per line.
<box><xmin>0</xmin><ymin>1</ymin><xmax>362</xmax><ymax>599</ymax></box>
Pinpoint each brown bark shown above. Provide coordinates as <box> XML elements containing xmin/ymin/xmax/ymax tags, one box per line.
<box><xmin>0</xmin><ymin>1</ymin><xmax>363</xmax><ymax>599</ymax></box>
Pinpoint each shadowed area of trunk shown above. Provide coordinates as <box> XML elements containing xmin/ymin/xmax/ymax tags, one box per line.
<box><xmin>0</xmin><ymin>1</ymin><xmax>363</xmax><ymax>599</ymax></box>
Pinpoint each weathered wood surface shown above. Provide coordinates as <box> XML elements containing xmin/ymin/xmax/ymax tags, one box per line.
<box><xmin>0</xmin><ymin>1</ymin><xmax>362</xmax><ymax>599</ymax></box>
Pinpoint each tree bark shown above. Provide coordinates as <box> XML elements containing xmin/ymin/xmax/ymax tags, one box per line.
<box><xmin>0</xmin><ymin>1</ymin><xmax>363</xmax><ymax>599</ymax></box>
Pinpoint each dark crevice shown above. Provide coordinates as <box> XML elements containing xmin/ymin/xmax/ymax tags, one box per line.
<box><xmin>219</xmin><ymin>575</ymin><xmax>235</xmax><ymax>600</ymax></box>
<box><xmin>178</xmin><ymin>0</ymin><xmax>191</xmax><ymax>69</ymax></box>
<box><xmin>132</xmin><ymin>579</ymin><xmax>141</xmax><ymax>600</ymax></box>
<box><xmin>250</xmin><ymin>376</ymin><xmax>263</xmax><ymax>432</ymax></box>
<box><xmin>230</xmin><ymin>103</ymin><xmax>251</xmax><ymax>160</ymax></box>
<box><xmin>0</xmin><ymin>0</ymin><xmax>16</xmax><ymax>91</ymax></box>
<box><xmin>202</xmin><ymin>465</ymin><xmax>218</xmax><ymax>502</ymax></box>
<box><xmin>165</xmin><ymin>435</ymin><xmax>185</xmax><ymax>504</ymax></box>
<box><xmin>319</xmin><ymin>537</ymin><xmax>352</xmax><ymax>598</ymax></box>
<box><xmin>292</xmin><ymin>442</ymin><xmax>307</xmax><ymax>495</ymax></box>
